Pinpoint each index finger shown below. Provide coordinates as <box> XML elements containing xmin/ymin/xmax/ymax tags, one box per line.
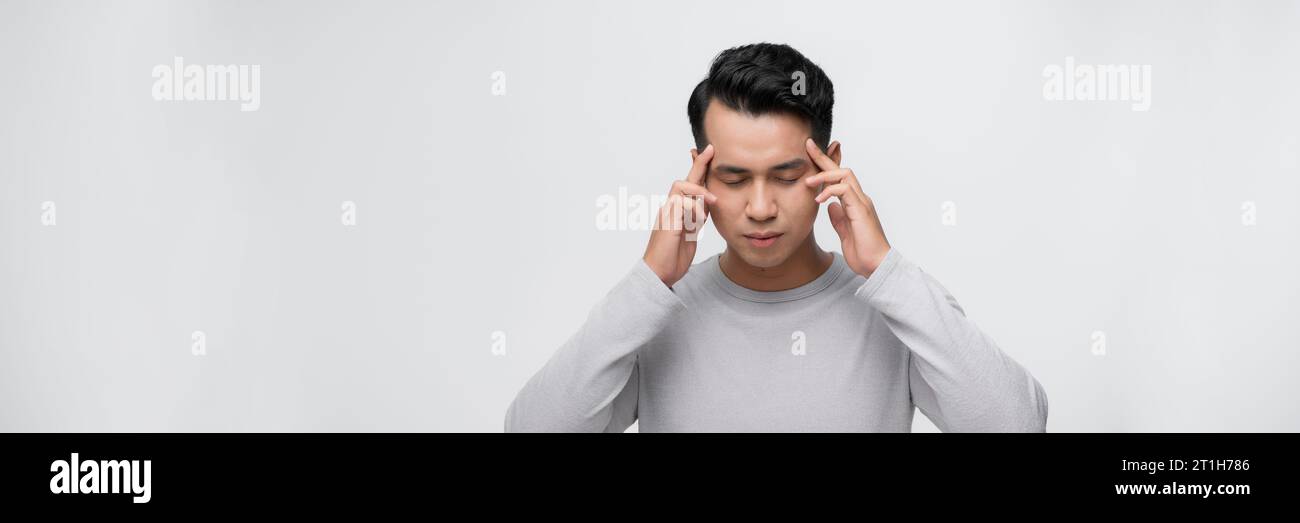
<box><xmin>805</xmin><ymin>138</ymin><xmax>838</xmax><ymax>172</ymax></box>
<box><xmin>686</xmin><ymin>144</ymin><xmax>714</xmax><ymax>184</ymax></box>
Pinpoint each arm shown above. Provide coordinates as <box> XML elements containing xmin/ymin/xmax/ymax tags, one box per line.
<box><xmin>504</xmin><ymin>258</ymin><xmax>685</xmax><ymax>432</ymax></box>
<box><xmin>856</xmin><ymin>249</ymin><xmax>1049</xmax><ymax>432</ymax></box>
<box><xmin>803</xmin><ymin>138</ymin><xmax>1047</xmax><ymax>432</ymax></box>
<box><xmin>505</xmin><ymin>145</ymin><xmax>717</xmax><ymax>433</ymax></box>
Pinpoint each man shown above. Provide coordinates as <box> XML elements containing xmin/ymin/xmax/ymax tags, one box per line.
<box><xmin>505</xmin><ymin>43</ymin><xmax>1049</xmax><ymax>432</ymax></box>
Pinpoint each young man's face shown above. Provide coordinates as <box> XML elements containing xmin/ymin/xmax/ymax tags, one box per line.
<box><xmin>696</xmin><ymin>99</ymin><xmax>835</xmax><ymax>269</ymax></box>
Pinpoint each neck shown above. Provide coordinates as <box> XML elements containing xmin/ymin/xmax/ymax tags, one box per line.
<box><xmin>719</xmin><ymin>234</ymin><xmax>834</xmax><ymax>292</ymax></box>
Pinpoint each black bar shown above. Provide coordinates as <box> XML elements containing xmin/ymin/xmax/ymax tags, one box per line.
<box><xmin>0</xmin><ymin>433</ymin><xmax>1293</xmax><ymax>511</ymax></box>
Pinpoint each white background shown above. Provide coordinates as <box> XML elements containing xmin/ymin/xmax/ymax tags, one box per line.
<box><xmin>1</xmin><ymin>0</ymin><xmax>1297</xmax><ymax>431</ymax></box>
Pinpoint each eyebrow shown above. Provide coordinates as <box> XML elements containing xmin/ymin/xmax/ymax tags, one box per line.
<box><xmin>713</xmin><ymin>158</ymin><xmax>807</xmax><ymax>175</ymax></box>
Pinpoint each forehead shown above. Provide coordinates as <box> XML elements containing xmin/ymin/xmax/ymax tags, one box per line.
<box><xmin>702</xmin><ymin>99</ymin><xmax>809</xmax><ymax>166</ymax></box>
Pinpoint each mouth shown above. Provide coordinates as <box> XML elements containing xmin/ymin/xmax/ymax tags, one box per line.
<box><xmin>743</xmin><ymin>232</ymin><xmax>783</xmax><ymax>248</ymax></box>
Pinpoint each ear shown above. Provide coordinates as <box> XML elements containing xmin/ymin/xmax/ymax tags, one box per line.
<box><xmin>827</xmin><ymin>141</ymin><xmax>842</xmax><ymax>166</ymax></box>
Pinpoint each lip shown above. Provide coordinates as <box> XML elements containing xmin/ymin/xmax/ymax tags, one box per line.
<box><xmin>743</xmin><ymin>232</ymin><xmax>783</xmax><ymax>248</ymax></box>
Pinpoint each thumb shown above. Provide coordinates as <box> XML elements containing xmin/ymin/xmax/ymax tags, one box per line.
<box><xmin>677</xmin><ymin>233</ymin><xmax>697</xmax><ymax>275</ymax></box>
<box><xmin>827</xmin><ymin>201</ymin><xmax>850</xmax><ymax>238</ymax></box>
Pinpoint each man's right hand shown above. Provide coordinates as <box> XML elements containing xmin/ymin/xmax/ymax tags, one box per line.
<box><xmin>642</xmin><ymin>144</ymin><xmax>718</xmax><ymax>288</ymax></box>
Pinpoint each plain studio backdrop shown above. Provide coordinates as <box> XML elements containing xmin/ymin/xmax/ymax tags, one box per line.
<box><xmin>1</xmin><ymin>0</ymin><xmax>1297</xmax><ymax>432</ymax></box>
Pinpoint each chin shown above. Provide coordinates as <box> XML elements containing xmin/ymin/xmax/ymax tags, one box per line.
<box><xmin>729</xmin><ymin>242</ymin><xmax>793</xmax><ymax>269</ymax></box>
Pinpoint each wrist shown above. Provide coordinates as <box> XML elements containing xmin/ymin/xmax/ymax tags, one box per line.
<box><xmin>643</xmin><ymin>256</ymin><xmax>676</xmax><ymax>287</ymax></box>
<box><xmin>858</xmin><ymin>245</ymin><xmax>891</xmax><ymax>278</ymax></box>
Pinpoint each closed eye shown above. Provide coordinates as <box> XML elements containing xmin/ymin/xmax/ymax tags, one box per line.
<box><xmin>721</xmin><ymin>177</ymin><xmax>798</xmax><ymax>186</ymax></box>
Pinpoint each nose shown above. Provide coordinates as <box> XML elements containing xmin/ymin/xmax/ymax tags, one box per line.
<box><xmin>744</xmin><ymin>181</ymin><xmax>778</xmax><ymax>223</ymax></box>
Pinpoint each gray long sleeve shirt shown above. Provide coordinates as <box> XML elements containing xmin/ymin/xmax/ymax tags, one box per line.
<box><xmin>505</xmin><ymin>248</ymin><xmax>1049</xmax><ymax>432</ymax></box>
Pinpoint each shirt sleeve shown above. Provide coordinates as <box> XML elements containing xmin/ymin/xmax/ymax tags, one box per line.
<box><xmin>505</xmin><ymin>258</ymin><xmax>686</xmax><ymax>432</ymax></box>
<box><xmin>854</xmin><ymin>249</ymin><xmax>1050</xmax><ymax>432</ymax></box>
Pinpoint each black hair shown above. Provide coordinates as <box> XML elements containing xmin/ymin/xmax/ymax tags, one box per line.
<box><xmin>687</xmin><ymin>43</ymin><xmax>835</xmax><ymax>152</ymax></box>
